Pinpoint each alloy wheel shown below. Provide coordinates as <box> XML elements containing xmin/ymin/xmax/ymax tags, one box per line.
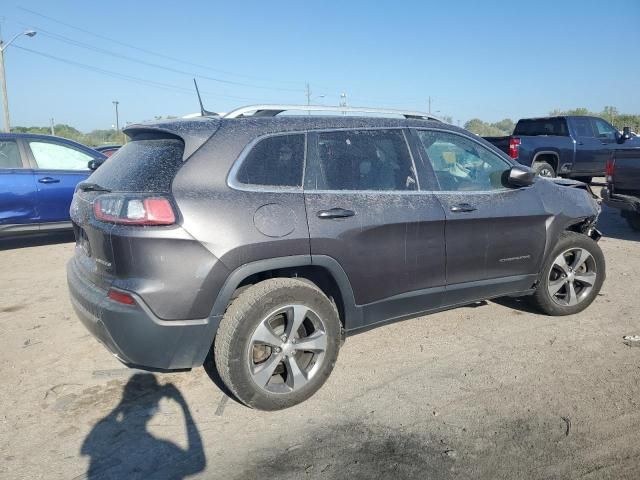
<box><xmin>248</xmin><ymin>305</ymin><xmax>327</xmax><ymax>394</ymax></box>
<box><xmin>547</xmin><ymin>248</ymin><xmax>597</xmax><ymax>306</ymax></box>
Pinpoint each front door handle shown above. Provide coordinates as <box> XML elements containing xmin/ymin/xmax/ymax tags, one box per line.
<box><xmin>38</xmin><ymin>177</ymin><xmax>60</xmax><ymax>184</ymax></box>
<box><xmin>317</xmin><ymin>208</ymin><xmax>355</xmax><ymax>219</ymax></box>
<box><xmin>450</xmin><ymin>203</ymin><xmax>476</xmax><ymax>213</ymax></box>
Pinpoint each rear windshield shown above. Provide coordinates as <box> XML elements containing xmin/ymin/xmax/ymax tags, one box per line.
<box><xmin>88</xmin><ymin>135</ymin><xmax>184</xmax><ymax>192</ymax></box>
<box><xmin>513</xmin><ymin>118</ymin><xmax>568</xmax><ymax>136</ymax></box>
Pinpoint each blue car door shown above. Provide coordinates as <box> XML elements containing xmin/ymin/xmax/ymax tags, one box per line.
<box><xmin>24</xmin><ymin>137</ymin><xmax>96</xmax><ymax>224</ymax></box>
<box><xmin>0</xmin><ymin>137</ymin><xmax>39</xmax><ymax>234</ymax></box>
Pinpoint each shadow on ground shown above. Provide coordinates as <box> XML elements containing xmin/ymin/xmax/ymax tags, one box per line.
<box><xmin>0</xmin><ymin>231</ymin><xmax>75</xmax><ymax>251</ymax></box>
<box><xmin>80</xmin><ymin>373</ymin><xmax>206</xmax><ymax>479</ymax></box>
<box><xmin>596</xmin><ymin>205</ymin><xmax>640</xmax><ymax>242</ymax></box>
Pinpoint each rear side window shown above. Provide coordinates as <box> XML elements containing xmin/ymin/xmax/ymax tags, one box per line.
<box><xmin>88</xmin><ymin>135</ymin><xmax>184</xmax><ymax>192</ymax></box>
<box><xmin>29</xmin><ymin>140</ymin><xmax>94</xmax><ymax>170</ymax></box>
<box><xmin>309</xmin><ymin>129</ymin><xmax>417</xmax><ymax>191</ymax></box>
<box><xmin>513</xmin><ymin>118</ymin><xmax>568</xmax><ymax>136</ymax></box>
<box><xmin>235</xmin><ymin>134</ymin><xmax>305</xmax><ymax>187</ymax></box>
<box><xmin>0</xmin><ymin>140</ymin><xmax>22</xmax><ymax>168</ymax></box>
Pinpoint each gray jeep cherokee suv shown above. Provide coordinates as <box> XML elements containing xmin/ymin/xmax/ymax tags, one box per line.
<box><xmin>67</xmin><ymin>105</ymin><xmax>605</xmax><ymax>410</ymax></box>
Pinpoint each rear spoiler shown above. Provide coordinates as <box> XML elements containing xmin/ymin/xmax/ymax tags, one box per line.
<box><xmin>124</xmin><ymin>117</ymin><xmax>221</xmax><ymax>161</ymax></box>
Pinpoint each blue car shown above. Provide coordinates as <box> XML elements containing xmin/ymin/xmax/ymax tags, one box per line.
<box><xmin>0</xmin><ymin>133</ymin><xmax>107</xmax><ymax>237</ymax></box>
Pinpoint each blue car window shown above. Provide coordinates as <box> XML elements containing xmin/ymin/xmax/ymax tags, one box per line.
<box><xmin>0</xmin><ymin>140</ymin><xmax>22</xmax><ymax>169</ymax></box>
<box><xmin>29</xmin><ymin>140</ymin><xmax>93</xmax><ymax>170</ymax></box>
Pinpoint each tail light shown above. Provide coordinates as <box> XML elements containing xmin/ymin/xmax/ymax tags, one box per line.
<box><xmin>508</xmin><ymin>137</ymin><xmax>521</xmax><ymax>159</ymax></box>
<box><xmin>94</xmin><ymin>195</ymin><xmax>176</xmax><ymax>225</ymax></box>
<box><xmin>605</xmin><ymin>156</ymin><xmax>616</xmax><ymax>184</ymax></box>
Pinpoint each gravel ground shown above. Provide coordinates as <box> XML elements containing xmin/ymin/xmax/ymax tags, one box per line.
<box><xmin>1</xmin><ymin>194</ymin><xmax>639</xmax><ymax>479</ymax></box>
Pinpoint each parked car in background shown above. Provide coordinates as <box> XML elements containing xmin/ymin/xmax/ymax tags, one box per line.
<box><xmin>601</xmin><ymin>132</ymin><xmax>640</xmax><ymax>230</ymax></box>
<box><xmin>67</xmin><ymin>105</ymin><xmax>605</xmax><ymax>411</ymax></box>
<box><xmin>484</xmin><ymin>116</ymin><xmax>638</xmax><ymax>182</ymax></box>
<box><xmin>0</xmin><ymin>133</ymin><xmax>107</xmax><ymax>237</ymax></box>
<box><xmin>94</xmin><ymin>144</ymin><xmax>121</xmax><ymax>157</ymax></box>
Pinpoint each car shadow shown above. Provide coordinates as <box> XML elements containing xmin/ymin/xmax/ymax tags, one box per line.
<box><xmin>202</xmin><ymin>350</ymin><xmax>243</xmax><ymax>406</ymax></box>
<box><xmin>491</xmin><ymin>296</ymin><xmax>541</xmax><ymax>314</ymax></box>
<box><xmin>80</xmin><ymin>373</ymin><xmax>206</xmax><ymax>479</ymax></box>
<box><xmin>0</xmin><ymin>231</ymin><xmax>75</xmax><ymax>251</ymax></box>
<box><xmin>595</xmin><ymin>204</ymin><xmax>640</xmax><ymax>242</ymax></box>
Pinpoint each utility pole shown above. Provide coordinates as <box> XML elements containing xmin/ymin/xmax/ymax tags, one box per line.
<box><xmin>340</xmin><ymin>93</ymin><xmax>347</xmax><ymax>115</ymax></box>
<box><xmin>428</xmin><ymin>96</ymin><xmax>432</xmax><ymax>114</ymax></box>
<box><xmin>112</xmin><ymin>100</ymin><xmax>120</xmax><ymax>133</ymax></box>
<box><xmin>0</xmin><ymin>29</ymin><xmax>37</xmax><ymax>132</ymax></box>
<box><xmin>306</xmin><ymin>83</ymin><xmax>311</xmax><ymax>115</ymax></box>
<box><xmin>50</xmin><ymin>118</ymin><xmax>55</xmax><ymax>136</ymax></box>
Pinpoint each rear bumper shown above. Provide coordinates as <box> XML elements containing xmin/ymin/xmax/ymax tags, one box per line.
<box><xmin>67</xmin><ymin>257</ymin><xmax>221</xmax><ymax>371</ymax></box>
<box><xmin>601</xmin><ymin>188</ymin><xmax>640</xmax><ymax>213</ymax></box>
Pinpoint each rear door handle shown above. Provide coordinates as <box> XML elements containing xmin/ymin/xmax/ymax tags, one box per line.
<box><xmin>38</xmin><ymin>177</ymin><xmax>60</xmax><ymax>184</ymax></box>
<box><xmin>317</xmin><ymin>208</ymin><xmax>355</xmax><ymax>219</ymax></box>
<box><xmin>450</xmin><ymin>203</ymin><xmax>476</xmax><ymax>213</ymax></box>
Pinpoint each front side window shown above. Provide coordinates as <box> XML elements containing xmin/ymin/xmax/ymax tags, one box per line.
<box><xmin>235</xmin><ymin>134</ymin><xmax>305</xmax><ymax>187</ymax></box>
<box><xmin>592</xmin><ymin>118</ymin><xmax>617</xmax><ymax>140</ymax></box>
<box><xmin>28</xmin><ymin>140</ymin><xmax>93</xmax><ymax>170</ymax></box>
<box><xmin>0</xmin><ymin>140</ymin><xmax>22</xmax><ymax>169</ymax></box>
<box><xmin>572</xmin><ymin>118</ymin><xmax>595</xmax><ymax>137</ymax></box>
<box><xmin>311</xmin><ymin>129</ymin><xmax>417</xmax><ymax>191</ymax></box>
<box><xmin>417</xmin><ymin>130</ymin><xmax>511</xmax><ymax>192</ymax></box>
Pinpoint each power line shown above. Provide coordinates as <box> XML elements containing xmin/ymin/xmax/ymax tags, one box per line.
<box><xmin>18</xmin><ymin>6</ymin><xmax>304</xmax><ymax>87</ymax></box>
<box><xmin>17</xmin><ymin>23</ymin><xmax>303</xmax><ymax>93</ymax></box>
<box><xmin>12</xmin><ymin>45</ymin><xmax>265</xmax><ymax>102</ymax></box>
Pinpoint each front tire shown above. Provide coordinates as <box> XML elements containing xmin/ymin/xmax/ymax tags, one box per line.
<box><xmin>529</xmin><ymin>231</ymin><xmax>605</xmax><ymax>316</ymax></box>
<box><xmin>214</xmin><ymin>278</ymin><xmax>341</xmax><ymax>410</ymax></box>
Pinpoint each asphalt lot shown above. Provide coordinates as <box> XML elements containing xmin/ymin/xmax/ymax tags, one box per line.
<box><xmin>1</xmin><ymin>189</ymin><xmax>639</xmax><ymax>479</ymax></box>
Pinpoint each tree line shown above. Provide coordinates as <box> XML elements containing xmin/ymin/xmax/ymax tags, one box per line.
<box><xmin>11</xmin><ymin>108</ymin><xmax>639</xmax><ymax>146</ymax></box>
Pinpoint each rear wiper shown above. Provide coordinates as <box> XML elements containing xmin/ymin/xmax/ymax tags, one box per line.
<box><xmin>79</xmin><ymin>182</ymin><xmax>111</xmax><ymax>193</ymax></box>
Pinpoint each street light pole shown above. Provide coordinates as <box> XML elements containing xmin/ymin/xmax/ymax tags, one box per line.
<box><xmin>0</xmin><ymin>30</ymin><xmax>37</xmax><ymax>132</ymax></box>
<box><xmin>112</xmin><ymin>101</ymin><xmax>120</xmax><ymax>132</ymax></box>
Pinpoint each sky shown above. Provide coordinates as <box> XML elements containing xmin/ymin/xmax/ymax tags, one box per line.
<box><xmin>2</xmin><ymin>0</ymin><xmax>639</xmax><ymax>131</ymax></box>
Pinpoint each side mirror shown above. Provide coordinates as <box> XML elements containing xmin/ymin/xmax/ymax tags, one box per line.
<box><xmin>622</xmin><ymin>126</ymin><xmax>632</xmax><ymax>141</ymax></box>
<box><xmin>88</xmin><ymin>159</ymin><xmax>103</xmax><ymax>171</ymax></box>
<box><xmin>507</xmin><ymin>165</ymin><xmax>536</xmax><ymax>187</ymax></box>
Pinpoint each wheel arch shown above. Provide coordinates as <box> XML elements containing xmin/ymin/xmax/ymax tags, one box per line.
<box><xmin>209</xmin><ymin>255</ymin><xmax>361</xmax><ymax>330</ymax></box>
<box><xmin>532</xmin><ymin>151</ymin><xmax>560</xmax><ymax>172</ymax></box>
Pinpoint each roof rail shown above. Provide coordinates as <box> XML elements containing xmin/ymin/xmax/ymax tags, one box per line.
<box><xmin>222</xmin><ymin>104</ymin><xmax>442</xmax><ymax>122</ymax></box>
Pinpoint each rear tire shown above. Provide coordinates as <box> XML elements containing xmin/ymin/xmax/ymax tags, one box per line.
<box><xmin>625</xmin><ymin>212</ymin><xmax>640</xmax><ymax>231</ymax></box>
<box><xmin>214</xmin><ymin>278</ymin><xmax>341</xmax><ymax>410</ymax></box>
<box><xmin>532</xmin><ymin>161</ymin><xmax>556</xmax><ymax>178</ymax></box>
<box><xmin>529</xmin><ymin>231</ymin><xmax>605</xmax><ymax>316</ymax></box>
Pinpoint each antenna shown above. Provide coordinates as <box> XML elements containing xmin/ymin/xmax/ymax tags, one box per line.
<box><xmin>193</xmin><ymin>79</ymin><xmax>218</xmax><ymax>116</ymax></box>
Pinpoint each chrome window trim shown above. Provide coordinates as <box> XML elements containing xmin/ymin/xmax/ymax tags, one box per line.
<box><xmin>227</xmin><ymin>131</ymin><xmax>308</xmax><ymax>193</ymax></box>
<box><xmin>308</xmin><ymin>127</ymin><xmax>421</xmax><ymax>193</ymax></box>
<box><xmin>412</xmin><ymin>127</ymin><xmax>513</xmax><ymax>193</ymax></box>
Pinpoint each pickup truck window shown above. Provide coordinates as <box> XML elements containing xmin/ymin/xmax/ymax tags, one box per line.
<box><xmin>416</xmin><ymin>130</ymin><xmax>510</xmax><ymax>192</ymax></box>
<box><xmin>0</xmin><ymin>140</ymin><xmax>22</xmax><ymax>169</ymax></box>
<box><xmin>572</xmin><ymin>117</ymin><xmax>595</xmax><ymax>137</ymax></box>
<box><xmin>513</xmin><ymin>118</ymin><xmax>568</xmax><ymax>136</ymax></box>
<box><xmin>592</xmin><ymin>118</ymin><xmax>617</xmax><ymax>140</ymax></box>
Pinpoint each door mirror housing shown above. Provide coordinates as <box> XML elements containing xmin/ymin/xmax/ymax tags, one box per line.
<box><xmin>88</xmin><ymin>159</ymin><xmax>104</xmax><ymax>171</ymax></box>
<box><xmin>621</xmin><ymin>126</ymin><xmax>632</xmax><ymax>142</ymax></box>
<box><xmin>507</xmin><ymin>165</ymin><xmax>536</xmax><ymax>187</ymax></box>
